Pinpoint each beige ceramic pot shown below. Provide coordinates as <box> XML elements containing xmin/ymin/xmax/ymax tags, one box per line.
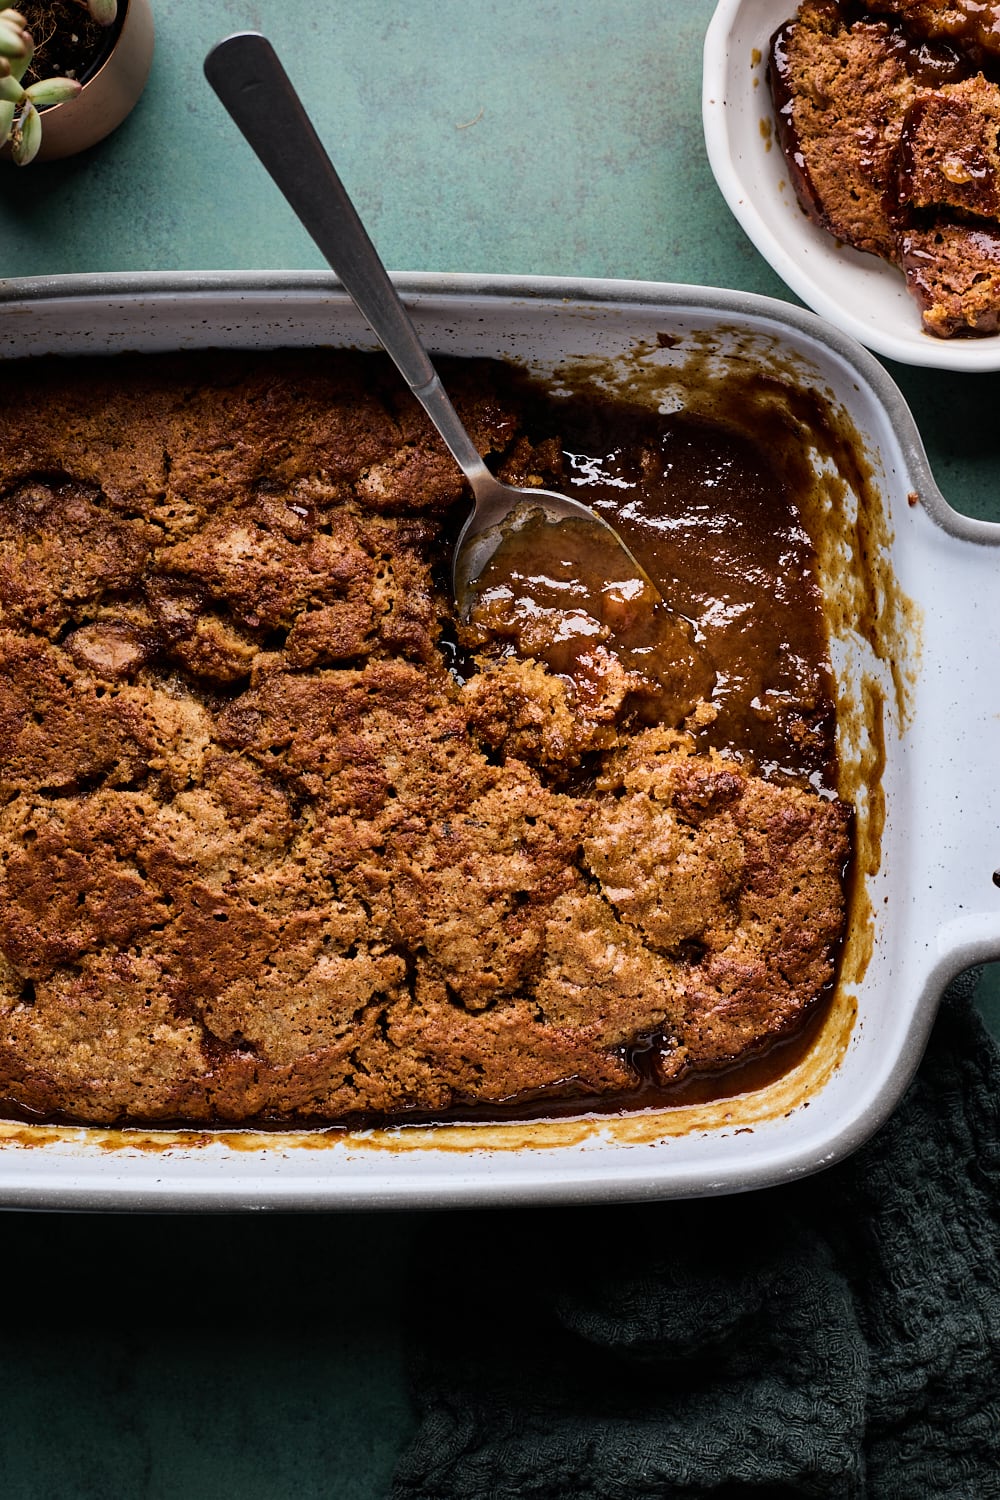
<box><xmin>27</xmin><ymin>0</ymin><xmax>154</xmax><ymax>162</ymax></box>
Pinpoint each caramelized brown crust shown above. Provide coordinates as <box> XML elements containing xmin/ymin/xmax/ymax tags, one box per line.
<box><xmin>0</xmin><ymin>353</ymin><xmax>850</xmax><ymax>1126</ymax></box>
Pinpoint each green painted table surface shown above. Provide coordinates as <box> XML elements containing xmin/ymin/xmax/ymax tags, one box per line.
<box><xmin>1</xmin><ymin>2</ymin><xmax>998</xmax><ymax>1496</ymax></box>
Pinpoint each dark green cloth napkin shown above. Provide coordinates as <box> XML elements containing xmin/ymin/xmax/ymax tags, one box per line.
<box><xmin>390</xmin><ymin>973</ymin><xmax>1000</xmax><ymax>1499</ymax></box>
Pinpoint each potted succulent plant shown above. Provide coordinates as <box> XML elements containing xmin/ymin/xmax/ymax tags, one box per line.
<box><xmin>0</xmin><ymin>0</ymin><xmax>153</xmax><ymax>165</ymax></box>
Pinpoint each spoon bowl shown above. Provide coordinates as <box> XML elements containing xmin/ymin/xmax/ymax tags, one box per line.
<box><xmin>204</xmin><ymin>31</ymin><xmax>663</xmax><ymax>623</ymax></box>
<box><xmin>450</xmin><ymin>471</ymin><xmax>642</xmax><ymax>622</ymax></box>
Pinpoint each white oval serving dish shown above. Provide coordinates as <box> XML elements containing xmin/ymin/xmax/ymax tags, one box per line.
<box><xmin>703</xmin><ymin>0</ymin><xmax>1000</xmax><ymax>371</ymax></box>
<box><xmin>0</xmin><ymin>270</ymin><xmax>998</xmax><ymax>1210</ymax></box>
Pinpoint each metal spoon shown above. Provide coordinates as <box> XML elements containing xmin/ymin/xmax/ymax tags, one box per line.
<box><xmin>203</xmin><ymin>31</ymin><xmax>661</xmax><ymax>621</ymax></box>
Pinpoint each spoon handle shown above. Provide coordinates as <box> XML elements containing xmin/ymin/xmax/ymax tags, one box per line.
<box><xmin>204</xmin><ymin>31</ymin><xmax>492</xmax><ymax>487</ymax></box>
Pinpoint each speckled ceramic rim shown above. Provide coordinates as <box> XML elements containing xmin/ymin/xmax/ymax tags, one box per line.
<box><xmin>0</xmin><ymin>269</ymin><xmax>998</xmax><ymax>1212</ymax></box>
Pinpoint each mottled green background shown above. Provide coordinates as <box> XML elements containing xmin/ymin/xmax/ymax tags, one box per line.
<box><xmin>1</xmin><ymin>2</ymin><xmax>998</xmax><ymax>1495</ymax></box>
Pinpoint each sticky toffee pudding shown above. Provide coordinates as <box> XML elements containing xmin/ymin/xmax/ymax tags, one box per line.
<box><xmin>0</xmin><ymin>350</ymin><xmax>851</xmax><ymax>1127</ymax></box>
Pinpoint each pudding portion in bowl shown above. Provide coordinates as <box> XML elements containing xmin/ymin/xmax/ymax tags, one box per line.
<box><xmin>770</xmin><ymin>0</ymin><xmax>1000</xmax><ymax>336</ymax></box>
<box><xmin>0</xmin><ymin>350</ymin><xmax>850</xmax><ymax>1127</ymax></box>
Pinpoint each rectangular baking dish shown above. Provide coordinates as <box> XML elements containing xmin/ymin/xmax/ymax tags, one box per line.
<box><xmin>1</xmin><ymin>270</ymin><xmax>998</xmax><ymax>1211</ymax></box>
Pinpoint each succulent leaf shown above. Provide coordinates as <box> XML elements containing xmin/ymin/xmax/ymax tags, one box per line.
<box><xmin>0</xmin><ymin>10</ymin><xmax>28</xmax><ymax>25</ymax></box>
<box><xmin>0</xmin><ymin>69</ymin><xmax>23</xmax><ymax>102</ymax></box>
<box><xmin>8</xmin><ymin>32</ymin><xmax>30</xmax><ymax>82</ymax></box>
<box><xmin>0</xmin><ymin>18</ymin><xmax>28</xmax><ymax>56</ymax></box>
<box><xmin>25</xmin><ymin>76</ymin><xmax>82</xmax><ymax>106</ymax></box>
<box><xmin>87</xmin><ymin>0</ymin><xmax>117</xmax><ymax>24</ymax></box>
<box><xmin>11</xmin><ymin>94</ymin><xmax>40</xmax><ymax>164</ymax></box>
<box><xmin>0</xmin><ymin>96</ymin><xmax>13</xmax><ymax>144</ymax></box>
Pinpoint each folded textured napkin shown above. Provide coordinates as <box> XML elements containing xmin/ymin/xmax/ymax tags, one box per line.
<box><xmin>390</xmin><ymin>972</ymin><xmax>1000</xmax><ymax>1499</ymax></box>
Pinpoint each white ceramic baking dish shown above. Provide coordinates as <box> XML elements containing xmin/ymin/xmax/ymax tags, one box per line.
<box><xmin>1</xmin><ymin>270</ymin><xmax>998</xmax><ymax>1211</ymax></box>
